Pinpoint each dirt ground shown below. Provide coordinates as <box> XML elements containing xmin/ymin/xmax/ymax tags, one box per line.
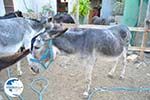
<box><xmin>0</xmin><ymin>53</ymin><xmax>150</xmax><ymax>100</ymax></box>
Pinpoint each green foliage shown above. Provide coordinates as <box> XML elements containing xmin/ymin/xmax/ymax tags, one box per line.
<box><xmin>71</xmin><ymin>0</ymin><xmax>91</xmax><ymax>17</ymax></box>
<box><xmin>27</xmin><ymin>9</ymin><xmax>34</xmax><ymax>13</ymax></box>
<box><xmin>42</xmin><ymin>4</ymin><xmax>54</xmax><ymax>14</ymax></box>
<box><xmin>79</xmin><ymin>0</ymin><xmax>91</xmax><ymax>16</ymax></box>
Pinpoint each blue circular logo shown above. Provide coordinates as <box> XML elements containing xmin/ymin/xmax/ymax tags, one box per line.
<box><xmin>4</xmin><ymin>78</ymin><xmax>24</xmax><ymax>97</ymax></box>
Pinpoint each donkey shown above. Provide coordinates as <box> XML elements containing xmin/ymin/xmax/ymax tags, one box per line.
<box><xmin>0</xmin><ymin>11</ymin><xmax>24</xmax><ymax>75</ymax></box>
<box><xmin>53</xmin><ymin>13</ymin><xmax>75</xmax><ymax>23</ymax></box>
<box><xmin>0</xmin><ymin>17</ymin><xmax>67</xmax><ymax>74</ymax></box>
<box><xmin>91</xmin><ymin>16</ymin><xmax>115</xmax><ymax>25</ymax></box>
<box><xmin>31</xmin><ymin>24</ymin><xmax>131</xmax><ymax>97</ymax></box>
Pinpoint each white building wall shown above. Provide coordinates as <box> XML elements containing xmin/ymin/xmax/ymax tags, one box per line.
<box><xmin>13</xmin><ymin>0</ymin><xmax>33</xmax><ymax>13</ymax></box>
<box><xmin>0</xmin><ymin>0</ymin><xmax>5</xmax><ymax>15</ymax></box>
<box><xmin>32</xmin><ymin>0</ymin><xmax>57</xmax><ymax>14</ymax></box>
<box><xmin>13</xmin><ymin>0</ymin><xmax>57</xmax><ymax>14</ymax></box>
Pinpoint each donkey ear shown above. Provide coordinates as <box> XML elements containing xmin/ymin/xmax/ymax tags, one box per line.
<box><xmin>39</xmin><ymin>17</ymin><xmax>45</xmax><ymax>24</ymax></box>
<box><xmin>45</xmin><ymin>28</ymin><xmax>68</xmax><ymax>40</ymax></box>
<box><xmin>39</xmin><ymin>16</ymin><xmax>48</xmax><ymax>24</ymax></box>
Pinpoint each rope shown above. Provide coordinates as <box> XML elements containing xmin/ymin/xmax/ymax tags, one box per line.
<box><xmin>30</xmin><ymin>77</ymin><xmax>49</xmax><ymax>100</ymax></box>
<box><xmin>88</xmin><ymin>87</ymin><xmax>150</xmax><ymax>100</ymax></box>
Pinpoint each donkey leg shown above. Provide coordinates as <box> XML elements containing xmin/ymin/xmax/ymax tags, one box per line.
<box><xmin>83</xmin><ymin>56</ymin><xmax>96</xmax><ymax>97</ymax></box>
<box><xmin>108</xmin><ymin>58</ymin><xmax>119</xmax><ymax>78</ymax></box>
<box><xmin>24</xmin><ymin>39</ymin><xmax>39</xmax><ymax>74</ymax></box>
<box><xmin>16</xmin><ymin>61</ymin><xmax>23</xmax><ymax>76</ymax></box>
<box><xmin>83</xmin><ymin>62</ymin><xmax>94</xmax><ymax>97</ymax></box>
<box><xmin>52</xmin><ymin>46</ymin><xmax>60</xmax><ymax>60</ymax></box>
<box><xmin>26</xmin><ymin>54</ymin><xmax>40</xmax><ymax>74</ymax></box>
<box><xmin>120</xmin><ymin>48</ymin><xmax>127</xmax><ymax>79</ymax></box>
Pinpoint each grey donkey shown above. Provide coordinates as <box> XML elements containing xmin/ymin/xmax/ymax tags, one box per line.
<box><xmin>31</xmin><ymin>24</ymin><xmax>131</xmax><ymax>97</ymax></box>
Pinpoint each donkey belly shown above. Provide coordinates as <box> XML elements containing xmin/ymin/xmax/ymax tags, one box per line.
<box><xmin>0</xmin><ymin>41</ymin><xmax>23</xmax><ymax>57</ymax></box>
<box><xmin>97</xmin><ymin>52</ymin><xmax>122</xmax><ymax>61</ymax></box>
<box><xmin>97</xmin><ymin>46</ymin><xmax>125</xmax><ymax>62</ymax></box>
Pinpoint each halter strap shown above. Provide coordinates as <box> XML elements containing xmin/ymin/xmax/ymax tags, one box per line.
<box><xmin>14</xmin><ymin>12</ymin><xmax>19</xmax><ymax>17</ymax></box>
<box><xmin>30</xmin><ymin>40</ymin><xmax>54</xmax><ymax>70</ymax></box>
<box><xmin>31</xmin><ymin>29</ymin><xmax>47</xmax><ymax>51</ymax></box>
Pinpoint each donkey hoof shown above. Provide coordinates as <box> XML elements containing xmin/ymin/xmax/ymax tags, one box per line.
<box><xmin>107</xmin><ymin>73</ymin><xmax>114</xmax><ymax>79</ymax></box>
<box><xmin>119</xmin><ymin>75</ymin><xmax>125</xmax><ymax>80</ymax></box>
<box><xmin>30</xmin><ymin>66</ymin><xmax>39</xmax><ymax>74</ymax></box>
<box><xmin>83</xmin><ymin>91</ymin><xmax>89</xmax><ymax>98</ymax></box>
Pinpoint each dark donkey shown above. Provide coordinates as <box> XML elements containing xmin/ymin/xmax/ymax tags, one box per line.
<box><xmin>91</xmin><ymin>16</ymin><xmax>115</xmax><ymax>25</ymax></box>
<box><xmin>31</xmin><ymin>24</ymin><xmax>131</xmax><ymax>97</ymax></box>
<box><xmin>53</xmin><ymin>13</ymin><xmax>75</xmax><ymax>23</ymax></box>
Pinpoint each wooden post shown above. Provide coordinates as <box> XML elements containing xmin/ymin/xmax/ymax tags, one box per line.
<box><xmin>140</xmin><ymin>0</ymin><xmax>150</xmax><ymax>60</ymax></box>
<box><xmin>140</xmin><ymin>31</ymin><xmax>148</xmax><ymax>60</ymax></box>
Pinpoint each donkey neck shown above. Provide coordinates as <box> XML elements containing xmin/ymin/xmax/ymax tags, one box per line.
<box><xmin>27</xmin><ymin>19</ymin><xmax>44</xmax><ymax>32</ymax></box>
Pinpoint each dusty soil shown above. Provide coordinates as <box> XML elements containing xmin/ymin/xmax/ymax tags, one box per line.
<box><xmin>0</xmin><ymin>54</ymin><xmax>150</xmax><ymax>100</ymax></box>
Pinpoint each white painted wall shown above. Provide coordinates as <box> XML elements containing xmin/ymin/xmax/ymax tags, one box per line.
<box><xmin>32</xmin><ymin>0</ymin><xmax>57</xmax><ymax>14</ymax></box>
<box><xmin>13</xmin><ymin>0</ymin><xmax>33</xmax><ymax>13</ymax></box>
<box><xmin>13</xmin><ymin>0</ymin><xmax>57</xmax><ymax>14</ymax></box>
<box><xmin>0</xmin><ymin>0</ymin><xmax>5</xmax><ymax>15</ymax></box>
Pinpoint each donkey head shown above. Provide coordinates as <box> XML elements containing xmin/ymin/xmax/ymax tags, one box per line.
<box><xmin>29</xmin><ymin>21</ymin><xmax>68</xmax><ymax>74</ymax></box>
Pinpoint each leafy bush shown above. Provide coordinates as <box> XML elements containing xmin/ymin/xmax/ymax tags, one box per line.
<box><xmin>41</xmin><ymin>3</ymin><xmax>54</xmax><ymax>16</ymax></box>
<box><xmin>71</xmin><ymin>0</ymin><xmax>91</xmax><ymax>17</ymax></box>
<box><xmin>79</xmin><ymin>0</ymin><xmax>91</xmax><ymax>16</ymax></box>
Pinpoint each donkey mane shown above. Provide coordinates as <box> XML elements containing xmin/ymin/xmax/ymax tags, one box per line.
<box><xmin>28</xmin><ymin>18</ymin><xmax>41</xmax><ymax>23</ymax></box>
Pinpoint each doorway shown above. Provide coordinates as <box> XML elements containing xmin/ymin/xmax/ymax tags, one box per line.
<box><xmin>57</xmin><ymin>0</ymin><xmax>68</xmax><ymax>13</ymax></box>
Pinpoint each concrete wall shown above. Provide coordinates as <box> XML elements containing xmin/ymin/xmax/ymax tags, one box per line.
<box><xmin>0</xmin><ymin>0</ymin><xmax>5</xmax><ymax>15</ymax></box>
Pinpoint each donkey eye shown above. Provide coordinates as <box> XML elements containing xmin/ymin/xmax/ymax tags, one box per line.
<box><xmin>34</xmin><ymin>46</ymin><xmax>40</xmax><ymax>49</ymax></box>
<box><xmin>37</xmin><ymin>39</ymin><xmax>41</xmax><ymax>42</ymax></box>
